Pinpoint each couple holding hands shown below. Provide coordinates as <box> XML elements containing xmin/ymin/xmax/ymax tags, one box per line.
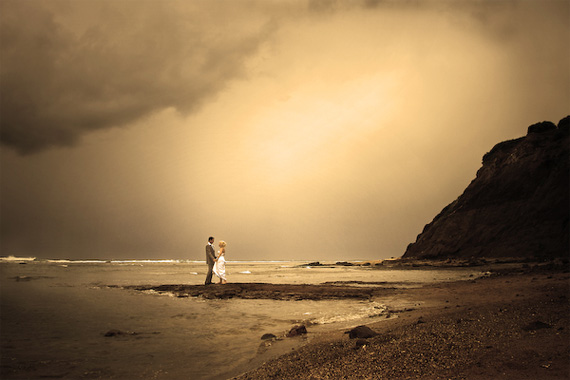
<box><xmin>205</xmin><ymin>237</ymin><xmax>227</xmax><ymax>285</ymax></box>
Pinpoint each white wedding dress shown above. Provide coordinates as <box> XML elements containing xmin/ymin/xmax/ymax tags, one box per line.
<box><xmin>213</xmin><ymin>251</ymin><xmax>226</xmax><ymax>281</ymax></box>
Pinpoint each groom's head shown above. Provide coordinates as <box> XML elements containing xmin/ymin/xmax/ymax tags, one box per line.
<box><xmin>208</xmin><ymin>236</ymin><xmax>214</xmax><ymax>243</ymax></box>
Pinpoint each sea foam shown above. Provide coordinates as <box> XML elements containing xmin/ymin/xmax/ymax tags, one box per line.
<box><xmin>0</xmin><ymin>256</ymin><xmax>36</xmax><ymax>262</ymax></box>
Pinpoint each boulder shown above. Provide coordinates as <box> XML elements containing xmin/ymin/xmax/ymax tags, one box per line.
<box><xmin>286</xmin><ymin>325</ymin><xmax>307</xmax><ymax>337</ymax></box>
<box><xmin>345</xmin><ymin>325</ymin><xmax>378</xmax><ymax>339</ymax></box>
<box><xmin>522</xmin><ymin>321</ymin><xmax>552</xmax><ymax>331</ymax></box>
<box><xmin>354</xmin><ymin>338</ymin><xmax>369</xmax><ymax>349</ymax></box>
<box><xmin>104</xmin><ymin>329</ymin><xmax>137</xmax><ymax>337</ymax></box>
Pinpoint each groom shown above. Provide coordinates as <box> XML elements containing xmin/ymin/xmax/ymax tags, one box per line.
<box><xmin>205</xmin><ymin>236</ymin><xmax>217</xmax><ymax>285</ymax></box>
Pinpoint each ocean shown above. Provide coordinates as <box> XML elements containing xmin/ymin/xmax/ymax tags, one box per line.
<box><xmin>0</xmin><ymin>258</ymin><xmax>482</xmax><ymax>379</ymax></box>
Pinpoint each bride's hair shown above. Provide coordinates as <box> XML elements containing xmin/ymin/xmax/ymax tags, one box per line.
<box><xmin>219</xmin><ymin>241</ymin><xmax>227</xmax><ymax>247</ymax></box>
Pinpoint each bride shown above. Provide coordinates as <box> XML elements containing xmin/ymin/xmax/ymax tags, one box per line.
<box><xmin>213</xmin><ymin>240</ymin><xmax>227</xmax><ymax>284</ymax></box>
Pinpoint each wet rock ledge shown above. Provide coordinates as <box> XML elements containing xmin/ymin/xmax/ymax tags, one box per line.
<box><xmin>117</xmin><ymin>283</ymin><xmax>398</xmax><ymax>300</ymax></box>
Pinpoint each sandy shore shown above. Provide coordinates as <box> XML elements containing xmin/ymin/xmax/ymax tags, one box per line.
<box><xmin>233</xmin><ymin>266</ymin><xmax>569</xmax><ymax>379</ymax></box>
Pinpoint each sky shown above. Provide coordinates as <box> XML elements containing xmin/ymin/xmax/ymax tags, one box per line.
<box><xmin>1</xmin><ymin>0</ymin><xmax>569</xmax><ymax>261</ymax></box>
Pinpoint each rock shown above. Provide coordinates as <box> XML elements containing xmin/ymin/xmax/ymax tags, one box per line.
<box><xmin>527</xmin><ymin>121</ymin><xmax>557</xmax><ymax>134</ymax></box>
<box><xmin>522</xmin><ymin>320</ymin><xmax>552</xmax><ymax>331</ymax></box>
<box><xmin>14</xmin><ymin>276</ymin><xmax>31</xmax><ymax>281</ymax></box>
<box><xmin>354</xmin><ymin>338</ymin><xmax>368</xmax><ymax>349</ymax></box>
<box><xmin>335</xmin><ymin>261</ymin><xmax>355</xmax><ymax>266</ymax></box>
<box><xmin>123</xmin><ymin>283</ymin><xmax>377</xmax><ymax>301</ymax></box>
<box><xmin>261</xmin><ymin>333</ymin><xmax>277</xmax><ymax>340</ymax></box>
<box><xmin>558</xmin><ymin>115</ymin><xmax>570</xmax><ymax>133</ymax></box>
<box><xmin>345</xmin><ymin>325</ymin><xmax>378</xmax><ymax>339</ymax></box>
<box><xmin>104</xmin><ymin>329</ymin><xmax>137</xmax><ymax>337</ymax></box>
<box><xmin>286</xmin><ymin>325</ymin><xmax>307</xmax><ymax>337</ymax></box>
<box><xmin>257</xmin><ymin>340</ymin><xmax>273</xmax><ymax>354</ymax></box>
<box><xmin>12</xmin><ymin>275</ymin><xmax>52</xmax><ymax>281</ymax></box>
<box><xmin>403</xmin><ymin>116</ymin><xmax>569</xmax><ymax>260</ymax></box>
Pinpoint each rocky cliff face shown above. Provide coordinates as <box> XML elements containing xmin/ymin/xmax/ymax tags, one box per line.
<box><xmin>403</xmin><ymin>116</ymin><xmax>569</xmax><ymax>260</ymax></box>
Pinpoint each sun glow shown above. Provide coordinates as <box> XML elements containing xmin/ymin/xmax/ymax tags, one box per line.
<box><xmin>246</xmin><ymin>74</ymin><xmax>397</xmax><ymax>183</ymax></box>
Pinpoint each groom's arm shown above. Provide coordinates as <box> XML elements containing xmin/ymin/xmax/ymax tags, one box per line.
<box><xmin>207</xmin><ymin>245</ymin><xmax>217</xmax><ymax>261</ymax></box>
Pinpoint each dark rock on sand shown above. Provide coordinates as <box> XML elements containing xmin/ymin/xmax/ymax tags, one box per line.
<box><xmin>13</xmin><ymin>276</ymin><xmax>33</xmax><ymax>281</ymax></box>
<box><xmin>103</xmin><ymin>329</ymin><xmax>138</xmax><ymax>337</ymax></box>
<box><xmin>261</xmin><ymin>333</ymin><xmax>277</xmax><ymax>340</ymax></box>
<box><xmin>345</xmin><ymin>325</ymin><xmax>378</xmax><ymax>339</ymax></box>
<box><xmin>404</xmin><ymin>116</ymin><xmax>569</xmax><ymax>260</ymax></box>
<box><xmin>286</xmin><ymin>325</ymin><xmax>307</xmax><ymax>337</ymax></box>
<box><xmin>522</xmin><ymin>320</ymin><xmax>552</xmax><ymax>331</ymax></box>
<box><xmin>354</xmin><ymin>339</ymin><xmax>369</xmax><ymax>349</ymax></box>
<box><xmin>12</xmin><ymin>275</ymin><xmax>51</xmax><ymax>281</ymax></box>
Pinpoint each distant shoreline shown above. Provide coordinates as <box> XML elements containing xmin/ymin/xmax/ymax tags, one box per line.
<box><xmin>2</xmin><ymin>255</ymin><xmax>566</xmax><ymax>267</ymax></box>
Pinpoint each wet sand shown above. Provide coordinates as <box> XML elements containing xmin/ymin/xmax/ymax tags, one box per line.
<box><xmin>234</xmin><ymin>268</ymin><xmax>570</xmax><ymax>379</ymax></box>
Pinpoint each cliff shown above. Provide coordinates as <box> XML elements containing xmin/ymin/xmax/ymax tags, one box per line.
<box><xmin>403</xmin><ymin>116</ymin><xmax>569</xmax><ymax>260</ymax></box>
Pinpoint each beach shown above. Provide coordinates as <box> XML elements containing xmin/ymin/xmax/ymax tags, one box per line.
<box><xmin>235</xmin><ymin>264</ymin><xmax>570</xmax><ymax>379</ymax></box>
<box><xmin>1</xmin><ymin>260</ymin><xmax>568</xmax><ymax>379</ymax></box>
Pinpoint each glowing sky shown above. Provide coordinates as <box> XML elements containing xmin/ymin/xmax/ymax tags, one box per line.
<box><xmin>1</xmin><ymin>0</ymin><xmax>568</xmax><ymax>261</ymax></box>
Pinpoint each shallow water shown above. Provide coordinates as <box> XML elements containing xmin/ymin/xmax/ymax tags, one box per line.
<box><xmin>0</xmin><ymin>260</ymin><xmax>481</xmax><ymax>379</ymax></box>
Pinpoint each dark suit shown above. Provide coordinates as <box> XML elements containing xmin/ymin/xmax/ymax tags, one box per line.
<box><xmin>205</xmin><ymin>243</ymin><xmax>216</xmax><ymax>285</ymax></box>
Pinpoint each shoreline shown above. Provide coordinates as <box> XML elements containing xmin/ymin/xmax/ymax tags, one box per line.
<box><xmin>1</xmin><ymin>261</ymin><xmax>567</xmax><ymax>379</ymax></box>
<box><xmin>232</xmin><ymin>267</ymin><xmax>569</xmax><ymax>379</ymax></box>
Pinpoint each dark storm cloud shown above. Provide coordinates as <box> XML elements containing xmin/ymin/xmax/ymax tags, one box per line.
<box><xmin>0</xmin><ymin>1</ymin><xmax>272</xmax><ymax>154</ymax></box>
